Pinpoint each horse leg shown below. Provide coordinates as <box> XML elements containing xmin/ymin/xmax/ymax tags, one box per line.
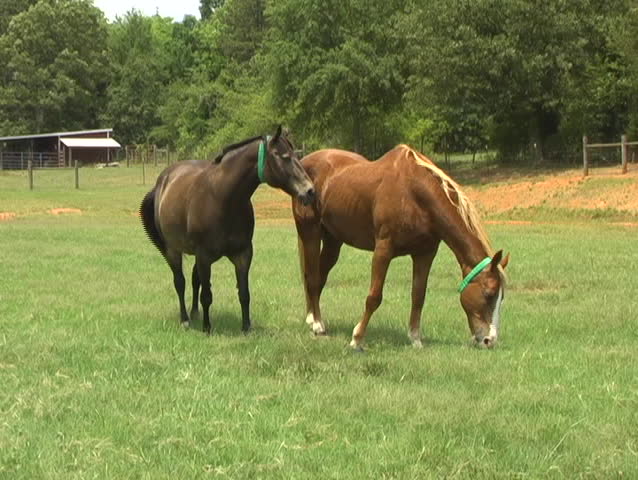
<box><xmin>351</xmin><ymin>240</ymin><xmax>393</xmax><ymax>349</ymax></box>
<box><xmin>190</xmin><ymin>263</ymin><xmax>200</xmax><ymax>319</ymax></box>
<box><xmin>166</xmin><ymin>249</ymin><xmax>189</xmax><ymax>327</ymax></box>
<box><xmin>409</xmin><ymin>251</ymin><xmax>437</xmax><ymax>348</ymax></box>
<box><xmin>229</xmin><ymin>246</ymin><xmax>253</xmax><ymax>333</ymax></box>
<box><xmin>318</xmin><ymin>231</ymin><xmax>342</xmax><ymax>296</ymax></box>
<box><xmin>196</xmin><ymin>256</ymin><xmax>213</xmax><ymax>335</ymax></box>
<box><xmin>296</xmin><ymin>222</ymin><xmax>325</xmax><ymax>335</ymax></box>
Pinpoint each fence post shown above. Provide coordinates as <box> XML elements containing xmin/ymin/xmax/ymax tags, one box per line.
<box><xmin>142</xmin><ymin>153</ymin><xmax>146</xmax><ymax>185</ymax></box>
<box><xmin>582</xmin><ymin>136</ymin><xmax>589</xmax><ymax>177</ymax></box>
<box><xmin>75</xmin><ymin>160</ymin><xmax>79</xmax><ymax>189</ymax></box>
<box><xmin>21</xmin><ymin>152</ymin><xmax>24</xmax><ymax>170</ymax></box>
<box><xmin>0</xmin><ymin>151</ymin><xmax>3</xmax><ymax>170</ymax></box>
<box><xmin>154</xmin><ymin>145</ymin><xmax>158</xmax><ymax>167</ymax></box>
<box><xmin>621</xmin><ymin>134</ymin><xmax>628</xmax><ymax>174</ymax></box>
<box><xmin>28</xmin><ymin>160</ymin><xmax>33</xmax><ymax>190</ymax></box>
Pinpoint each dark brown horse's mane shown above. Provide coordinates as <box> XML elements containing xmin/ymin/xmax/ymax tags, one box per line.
<box><xmin>213</xmin><ymin>135</ymin><xmax>264</xmax><ymax>164</ymax></box>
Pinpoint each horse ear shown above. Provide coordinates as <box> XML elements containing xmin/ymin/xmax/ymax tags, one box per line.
<box><xmin>273</xmin><ymin>124</ymin><xmax>282</xmax><ymax>142</ymax></box>
<box><xmin>490</xmin><ymin>250</ymin><xmax>503</xmax><ymax>272</ymax></box>
<box><xmin>500</xmin><ymin>252</ymin><xmax>510</xmax><ymax>270</ymax></box>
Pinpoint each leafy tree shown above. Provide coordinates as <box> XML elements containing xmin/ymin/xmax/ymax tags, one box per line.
<box><xmin>154</xmin><ymin>0</ymin><xmax>275</xmax><ymax>156</ymax></box>
<box><xmin>265</xmin><ymin>0</ymin><xmax>408</xmax><ymax>156</ymax></box>
<box><xmin>215</xmin><ymin>0</ymin><xmax>265</xmax><ymax>63</ymax></box>
<box><xmin>2</xmin><ymin>0</ymin><xmax>634</xmax><ymax>161</ymax></box>
<box><xmin>103</xmin><ymin>12</ymin><xmax>176</xmax><ymax>145</ymax></box>
<box><xmin>408</xmin><ymin>0</ymin><xmax>632</xmax><ymax>161</ymax></box>
<box><xmin>200</xmin><ymin>0</ymin><xmax>225</xmax><ymax>21</ymax></box>
<box><xmin>0</xmin><ymin>0</ymin><xmax>109</xmax><ymax>135</ymax></box>
<box><xmin>612</xmin><ymin>0</ymin><xmax>638</xmax><ymax>136</ymax></box>
<box><xmin>0</xmin><ymin>0</ymin><xmax>38</xmax><ymax>35</ymax></box>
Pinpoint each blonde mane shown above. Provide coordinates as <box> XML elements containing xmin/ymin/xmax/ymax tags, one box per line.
<box><xmin>398</xmin><ymin>145</ymin><xmax>493</xmax><ymax>257</ymax></box>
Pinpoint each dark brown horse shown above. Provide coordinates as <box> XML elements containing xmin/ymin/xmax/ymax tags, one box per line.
<box><xmin>141</xmin><ymin>126</ymin><xmax>314</xmax><ymax>334</ymax></box>
<box><xmin>293</xmin><ymin>145</ymin><xmax>509</xmax><ymax>349</ymax></box>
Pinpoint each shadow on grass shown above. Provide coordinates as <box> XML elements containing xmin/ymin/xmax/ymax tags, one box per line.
<box><xmin>159</xmin><ymin>308</ymin><xmax>469</xmax><ymax>350</ymax></box>
<box><xmin>323</xmin><ymin>322</ymin><xmax>459</xmax><ymax>349</ymax></box>
<box><xmin>158</xmin><ymin>307</ymin><xmax>260</xmax><ymax>337</ymax></box>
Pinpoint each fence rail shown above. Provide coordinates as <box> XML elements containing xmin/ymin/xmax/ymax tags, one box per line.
<box><xmin>0</xmin><ymin>151</ymin><xmax>60</xmax><ymax>170</ymax></box>
<box><xmin>583</xmin><ymin>135</ymin><xmax>636</xmax><ymax>176</ymax></box>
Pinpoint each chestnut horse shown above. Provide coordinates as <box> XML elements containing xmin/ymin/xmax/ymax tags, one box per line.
<box><xmin>141</xmin><ymin>126</ymin><xmax>315</xmax><ymax>334</ymax></box>
<box><xmin>292</xmin><ymin>145</ymin><xmax>509</xmax><ymax>349</ymax></box>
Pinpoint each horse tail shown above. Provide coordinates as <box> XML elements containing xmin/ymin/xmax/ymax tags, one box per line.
<box><xmin>140</xmin><ymin>188</ymin><xmax>166</xmax><ymax>257</ymax></box>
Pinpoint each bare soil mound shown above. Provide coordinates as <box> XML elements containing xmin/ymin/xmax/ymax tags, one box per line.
<box><xmin>465</xmin><ymin>167</ymin><xmax>638</xmax><ymax>215</ymax></box>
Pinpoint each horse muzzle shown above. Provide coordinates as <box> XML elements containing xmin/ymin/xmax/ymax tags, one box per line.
<box><xmin>473</xmin><ymin>334</ymin><xmax>497</xmax><ymax>349</ymax></box>
<box><xmin>298</xmin><ymin>186</ymin><xmax>316</xmax><ymax>206</ymax></box>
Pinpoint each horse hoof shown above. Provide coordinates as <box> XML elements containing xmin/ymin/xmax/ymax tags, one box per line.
<box><xmin>412</xmin><ymin>339</ymin><xmax>423</xmax><ymax>349</ymax></box>
<box><xmin>349</xmin><ymin>339</ymin><xmax>364</xmax><ymax>352</ymax></box>
<box><xmin>180</xmin><ymin>321</ymin><xmax>190</xmax><ymax>329</ymax></box>
<box><xmin>313</xmin><ymin>326</ymin><xmax>327</xmax><ymax>336</ymax></box>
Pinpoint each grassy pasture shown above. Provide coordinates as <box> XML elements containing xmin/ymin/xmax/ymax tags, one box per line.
<box><xmin>1</xmin><ymin>166</ymin><xmax>637</xmax><ymax>478</ymax></box>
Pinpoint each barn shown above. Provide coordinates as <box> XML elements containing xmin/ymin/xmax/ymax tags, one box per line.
<box><xmin>0</xmin><ymin>129</ymin><xmax>121</xmax><ymax>170</ymax></box>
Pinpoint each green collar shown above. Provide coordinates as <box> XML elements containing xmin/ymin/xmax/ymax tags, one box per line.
<box><xmin>458</xmin><ymin>257</ymin><xmax>492</xmax><ymax>293</ymax></box>
<box><xmin>257</xmin><ymin>135</ymin><xmax>271</xmax><ymax>183</ymax></box>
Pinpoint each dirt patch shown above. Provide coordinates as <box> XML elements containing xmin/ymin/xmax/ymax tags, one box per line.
<box><xmin>48</xmin><ymin>208</ymin><xmax>82</xmax><ymax>215</ymax></box>
<box><xmin>610</xmin><ymin>222</ymin><xmax>638</xmax><ymax>228</ymax></box>
<box><xmin>0</xmin><ymin>212</ymin><xmax>16</xmax><ymax>221</ymax></box>
<box><xmin>485</xmin><ymin>220</ymin><xmax>533</xmax><ymax>225</ymax></box>
<box><xmin>466</xmin><ymin>167</ymin><xmax>638</xmax><ymax>215</ymax></box>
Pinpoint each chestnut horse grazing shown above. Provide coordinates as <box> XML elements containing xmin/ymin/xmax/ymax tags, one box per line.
<box><xmin>293</xmin><ymin>145</ymin><xmax>509</xmax><ymax>349</ymax></box>
<box><xmin>141</xmin><ymin>126</ymin><xmax>315</xmax><ymax>334</ymax></box>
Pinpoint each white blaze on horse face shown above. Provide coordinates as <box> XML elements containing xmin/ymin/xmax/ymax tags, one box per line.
<box><xmin>489</xmin><ymin>287</ymin><xmax>504</xmax><ymax>340</ymax></box>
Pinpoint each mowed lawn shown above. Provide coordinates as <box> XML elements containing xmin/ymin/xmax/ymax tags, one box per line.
<box><xmin>1</xmin><ymin>167</ymin><xmax>637</xmax><ymax>478</ymax></box>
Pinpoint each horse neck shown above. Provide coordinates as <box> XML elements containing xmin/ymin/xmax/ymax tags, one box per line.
<box><xmin>434</xmin><ymin>200</ymin><xmax>491</xmax><ymax>276</ymax></box>
<box><xmin>216</xmin><ymin>141</ymin><xmax>261</xmax><ymax>202</ymax></box>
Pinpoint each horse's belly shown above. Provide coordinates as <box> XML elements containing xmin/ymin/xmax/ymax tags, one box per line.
<box><xmin>322</xmin><ymin>209</ymin><xmax>375</xmax><ymax>251</ymax></box>
<box><xmin>161</xmin><ymin>228</ymin><xmax>198</xmax><ymax>255</ymax></box>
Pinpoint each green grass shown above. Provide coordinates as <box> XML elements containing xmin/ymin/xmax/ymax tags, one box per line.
<box><xmin>491</xmin><ymin>206</ymin><xmax>638</xmax><ymax>224</ymax></box>
<box><xmin>1</xmin><ymin>167</ymin><xmax>637</xmax><ymax>478</ymax></box>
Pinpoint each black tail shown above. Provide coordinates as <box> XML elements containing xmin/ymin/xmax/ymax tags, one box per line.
<box><xmin>140</xmin><ymin>188</ymin><xmax>166</xmax><ymax>257</ymax></box>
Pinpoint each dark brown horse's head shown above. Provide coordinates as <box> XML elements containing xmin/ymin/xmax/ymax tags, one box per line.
<box><xmin>262</xmin><ymin>125</ymin><xmax>315</xmax><ymax>205</ymax></box>
<box><xmin>459</xmin><ymin>251</ymin><xmax>510</xmax><ymax>349</ymax></box>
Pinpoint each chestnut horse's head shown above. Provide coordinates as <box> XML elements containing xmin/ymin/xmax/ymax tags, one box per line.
<box><xmin>459</xmin><ymin>250</ymin><xmax>510</xmax><ymax>349</ymax></box>
<box><xmin>261</xmin><ymin>125</ymin><xmax>315</xmax><ymax>205</ymax></box>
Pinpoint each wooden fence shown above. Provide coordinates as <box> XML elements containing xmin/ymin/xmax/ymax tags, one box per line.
<box><xmin>0</xmin><ymin>151</ymin><xmax>59</xmax><ymax>170</ymax></box>
<box><xmin>124</xmin><ymin>145</ymin><xmax>171</xmax><ymax>167</ymax></box>
<box><xmin>582</xmin><ymin>135</ymin><xmax>637</xmax><ymax>176</ymax></box>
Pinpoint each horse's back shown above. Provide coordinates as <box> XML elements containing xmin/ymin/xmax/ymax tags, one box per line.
<box><xmin>301</xmin><ymin>149</ymin><xmax>367</xmax><ymax>179</ymax></box>
<box><xmin>297</xmin><ymin>146</ymin><xmax>439</xmax><ymax>253</ymax></box>
<box><xmin>155</xmin><ymin>160</ymin><xmax>209</xmax><ymax>186</ymax></box>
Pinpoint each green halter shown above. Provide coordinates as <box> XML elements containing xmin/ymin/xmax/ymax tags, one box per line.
<box><xmin>257</xmin><ymin>135</ymin><xmax>271</xmax><ymax>183</ymax></box>
<box><xmin>458</xmin><ymin>257</ymin><xmax>492</xmax><ymax>293</ymax></box>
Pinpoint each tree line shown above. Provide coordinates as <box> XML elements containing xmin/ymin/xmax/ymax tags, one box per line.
<box><xmin>1</xmin><ymin>0</ymin><xmax>637</xmax><ymax>162</ymax></box>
